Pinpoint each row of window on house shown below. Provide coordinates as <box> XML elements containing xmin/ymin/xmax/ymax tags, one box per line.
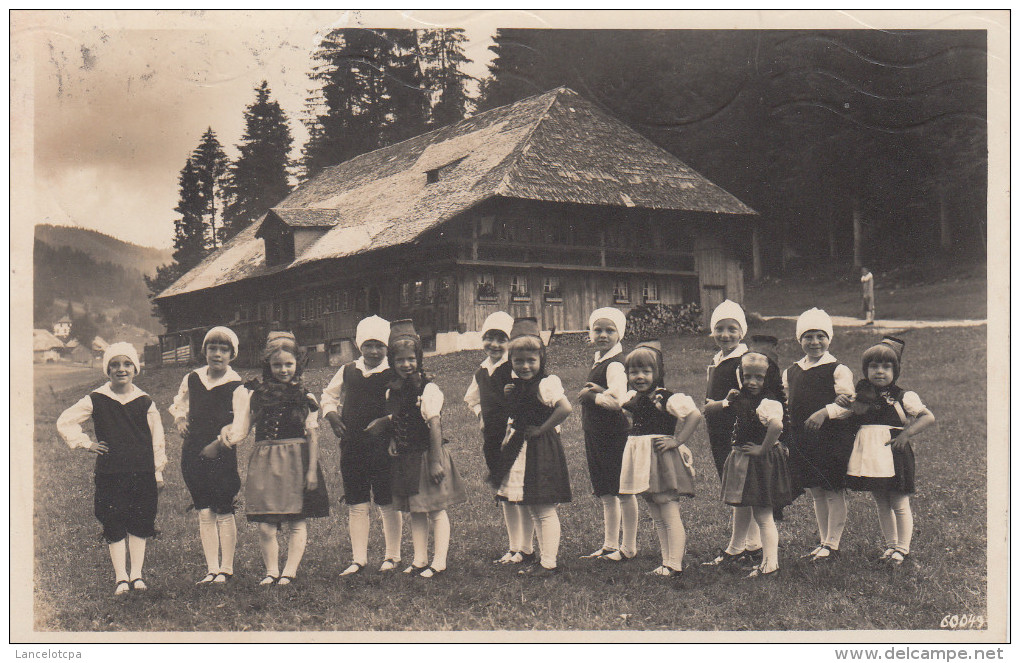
<box><xmin>474</xmin><ymin>274</ymin><xmax>657</xmax><ymax>305</ymax></box>
<box><xmin>473</xmin><ymin>215</ymin><xmax>695</xmax><ymax>254</ymax></box>
<box><xmin>231</xmin><ymin>274</ymin><xmax>664</xmax><ymax>324</ymax></box>
<box><xmin>233</xmin><ymin>287</ymin><xmax>383</xmax><ymax>324</ymax></box>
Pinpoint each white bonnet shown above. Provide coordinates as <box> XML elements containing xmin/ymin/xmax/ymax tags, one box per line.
<box><xmin>481</xmin><ymin>311</ymin><xmax>514</xmax><ymax>339</ymax></box>
<box><xmin>102</xmin><ymin>342</ymin><xmax>140</xmax><ymax>375</ymax></box>
<box><xmin>709</xmin><ymin>300</ymin><xmax>747</xmax><ymax>339</ymax></box>
<box><xmin>356</xmin><ymin>315</ymin><xmax>390</xmax><ymax>349</ymax></box>
<box><xmin>588</xmin><ymin>307</ymin><xmax>626</xmax><ymax>341</ymax></box>
<box><xmin>203</xmin><ymin>326</ymin><xmax>239</xmax><ymax>357</ymax></box>
<box><xmin>796</xmin><ymin>308</ymin><xmax>833</xmax><ymax>341</ymax></box>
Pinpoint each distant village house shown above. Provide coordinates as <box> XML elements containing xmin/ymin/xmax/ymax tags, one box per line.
<box><xmin>34</xmin><ymin>329</ymin><xmax>64</xmax><ymax>363</ymax></box>
<box><xmin>53</xmin><ymin>315</ymin><xmax>72</xmax><ymax>340</ymax></box>
<box><xmin>155</xmin><ymin>87</ymin><xmax>755</xmax><ymax>366</ymax></box>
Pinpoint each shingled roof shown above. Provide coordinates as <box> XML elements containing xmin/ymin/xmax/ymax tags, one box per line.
<box><xmin>157</xmin><ymin>87</ymin><xmax>754</xmax><ymax>300</ymax></box>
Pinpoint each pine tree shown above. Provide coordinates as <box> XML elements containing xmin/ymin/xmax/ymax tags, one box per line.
<box><xmin>419</xmin><ymin>29</ymin><xmax>473</xmax><ymax>127</ymax></box>
<box><xmin>222</xmin><ymin>81</ymin><xmax>294</xmax><ymax>241</ymax></box>
<box><xmin>171</xmin><ymin>158</ymin><xmax>208</xmax><ymax>271</ymax></box>
<box><xmin>192</xmin><ymin>128</ymin><xmax>229</xmax><ymax>248</ymax></box>
<box><xmin>302</xmin><ymin>28</ymin><xmax>430</xmax><ymax>179</ymax></box>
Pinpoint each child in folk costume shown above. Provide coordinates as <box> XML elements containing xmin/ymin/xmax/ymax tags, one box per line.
<box><xmin>210</xmin><ymin>332</ymin><xmax>329</xmax><ymax>586</ymax></box>
<box><xmin>385</xmin><ymin>320</ymin><xmax>467</xmax><ymax>578</ymax></box>
<box><xmin>492</xmin><ymin>317</ymin><xmax>573</xmax><ymax>577</ymax></box>
<box><xmin>784</xmin><ymin>309</ymin><xmax>856</xmax><ymax>561</ymax></box>
<box><xmin>719</xmin><ymin>345</ymin><xmax>794</xmax><ymax>578</ymax></box>
<box><xmin>321</xmin><ymin>315</ymin><xmax>403</xmax><ymax>576</ymax></box>
<box><xmin>839</xmin><ymin>336</ymin><xmax>934</xmax><ymax>566</ymax></box>
<box><xmin>701</xmin><ymin>300</ymin><xmax>764</xmax><ymax>569</ymax></box>
<box><xmin>463</xmin><ymin>311</ymin><xmax>536</xmax><ymax>565</ymax></box>
<box><xmin>618</xmin><ymin>341</ymin><xmax>703</xmax><ymax>577</ymax></box>
<box><xmin>57</xmin><ymin>342</ymin><xmax>167</xmax><ymax>595</ymax></box>
<box><xmin>577</xmin><ymin>307</ymin><xmax>637</xmax><ymax>562</ymax></box>
<box><xmin>169</xmin><ymin>326</ymin><xmax>244</xmax><ymax>584</ymax></box>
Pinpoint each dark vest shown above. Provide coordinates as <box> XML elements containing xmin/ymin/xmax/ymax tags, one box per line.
<box><xmin>249</xmin><ymin>381</ymin><xmax>315</xmax><ymax>441</ymax></box>
<box><xmin>184</xmin><ymin>371</ymin><xmax>241</xmax><ymax>449</ymax></box>
<box><xmin>705</xmin><ymin>354</ymin><xmax>744</xmax><ymax>442</ymax></box>
<box><xmin>581</xmin><ymin>355</ymin><xmax>628</xmax><ymax>433</ymax></box>
<box><xmin>786</xmin><ymin>362</ymin><xmax>839</xmax><ymax>429</ymax></box>
<box><xmin>387</xmin><ymin>378</ymin><xmax>431</xmax><ymax>455</ymax></box>
<box><xmin>856</xmin><ymin>387</ymin><xmax>908</xmax><ymax>428</ymax></box>
<box><xmin>476</xmin><ymin>361</ymin><xmax>513</xmax><ymax>432</ymax></box>
<box><xmin>706</xmin><ymin>354</ymin><xmax>743</xmax><ymax>401</ymax></box>
<box><xmin>340</xmin><ymin>363</ymin><xmax>394</xmax><ymax>440</ymax></box>
<box><xmin>731</xmin><ymin>397</ymin><xmax>771</xmax><ymax>447</ymax></box>
<box><xmin>623</xmin><ymin>388</ymin><xmax>678</xmax><ymax>436</ymax></box>
<box><xmin>89</xmin><ymin>391</ymin><xmax>155</xmax><ymax>475</ymax></box>
<box><xmin>507</xmin><ymin>377</ymin><xmax>555</xmax><ymax>428</ymax></box>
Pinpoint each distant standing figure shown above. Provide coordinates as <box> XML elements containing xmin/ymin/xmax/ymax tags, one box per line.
<box><xmin>861</xmin><ymin>267</ymin><xmax>875</xmax><ymax>325</ymax></box>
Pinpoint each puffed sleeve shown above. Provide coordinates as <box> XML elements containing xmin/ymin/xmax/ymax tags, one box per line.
<box><xmin>594</xmin><ymin>361</ymin><xmax>628</xmax><ymax>410</ymax></box>
<box><xmin>305</xmin><ymin>394</ymin><xmax>320</xmax><ymax>430</ymax></box>
<box><xmin>902</xmin><ymin>391</ymin><xmax>928</xmax><ymax>417</ymax></box>
<box><xmin>168</xmin><ymin>374</ymin><xmax>191</xmax><ymax>420</ymax></box>
<box><xmin>538</xmin><ymin>375</ymin><xmax>567</xmax><ymax>408</ymax></box>
<box><xmin>756</xmin><ymin>399</ymin><xmax>784</xmax><ymax>428</ymax></box>
<box><xmin>825</xmin><ymin>364</ymin><xmax>856</xmax><ymax>419</ymax></box>
<box><xmin>56</xmin><ymin>395</ymin><xmax>95</xmax><ymax>450</ymax></box>
<box><xmin>420</xmin><ymin>382</ymin><xmax>445</xmax><ymax>421</ymax></box>
<box><xmin>147</xmin><ymin>401</ymin><xmax>167</xmax><ymax>481</ymax></box>
<box><xmin>320</xmin><ymin>366</ymin><xmax>346</xmax><ymax>416</ymax></box>
<box><xmin>666</xmin><ymin>393</ymin><xmax>697</xmax><ymax>420</ymax></box>
<box><xmin>223</xmin><ymin>385</ymin><xmax>253</xmax><ymax>447</ymax></box>
<box><xmin>463</xmin><ymin>374</ymin><xmax>481</xmax><ymax>417</ymax></box>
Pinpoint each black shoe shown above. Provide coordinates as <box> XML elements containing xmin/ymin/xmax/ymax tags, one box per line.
<box><xmin>523</xmin><ymin>565</ymin><xmax>560</xmax><ymax>578</ymax></box>
<box><xmin>516</xmin><ymin>551</ymin><xmax>538</xmax><ymax>565</ymax></box>
<box><xmin>701</xmin><ymin>549</ymin><xmax>743</xmax><ymax>568</ymax></box>
<box><xmin>740</xmin><ymin>548</ymin><xmax>764</xmax><ymax>568</ymax></box>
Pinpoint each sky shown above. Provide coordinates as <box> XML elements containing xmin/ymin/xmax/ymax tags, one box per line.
<box><xmin>17</xmin><ymin>10</ymin><xmax>513</xmax><ymax>249</ymax></box>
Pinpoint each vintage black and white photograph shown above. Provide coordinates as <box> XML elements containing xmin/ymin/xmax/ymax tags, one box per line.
<box><xmin>11</xmin><ymin>9</ymin><xmax>1008</xmax><ymax>646</ymax></box>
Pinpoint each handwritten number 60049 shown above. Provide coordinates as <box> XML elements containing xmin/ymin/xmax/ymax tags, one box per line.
<box><xmin>940</xmin><ymin>614</ymin><xmax>985</xmax><ymax>629</ymax></box>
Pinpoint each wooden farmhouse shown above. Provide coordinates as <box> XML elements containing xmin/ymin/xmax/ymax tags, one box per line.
<box><xmin>155</xmin><ymin>87</ymin><xmax>755</xmax><ymax>366</ymax></box>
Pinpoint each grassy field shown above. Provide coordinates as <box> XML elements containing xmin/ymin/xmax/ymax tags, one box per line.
<box><xmin>32</xmin><ymin>320</ymin><xmax>987</xmax><ymax>633</ymax></box>
<box><xmin>743</xmin><ymin>261</ymin><xmax>987</xmax><ymax>321</ymax></box>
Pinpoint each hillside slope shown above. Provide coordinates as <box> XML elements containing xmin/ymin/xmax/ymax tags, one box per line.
<box><xmin>34</xmin><ymin>224</ymin><xmax>172</xmax><ymax>277</ymax></box>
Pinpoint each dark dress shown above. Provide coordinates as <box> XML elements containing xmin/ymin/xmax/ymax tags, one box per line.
<box><xmin>705</xmin><ymin>352</ymin><xmax>745</xmax><ymax>477</ymax></box>
<box><xmin>493</xmin><ymin>375</ymin><xmax>572</xmax><ymax>505</ymax></box>
<box><xmin>180</xmin><ymin>371</ymin><xmax>242</xmax><ymax>514</ymax></box>
<box><xmin>338</xmin><ymin>363</ymin><xmax>396</xmax><ymax>506</ymax></box>
<box><xmin>387</xmin><ymin>377</ymin><xmax>466</xmax><ymax>512</ymax></box>
<box><xmin>844</xmin><ymin>383</ymin><xmax>917</xmax><ymax>494</ymax></box>
<box><xmin>720</xmin><ymin>396</ymin><xmax>793</xmax><ymax>508</ymax></box>
<box><xmin>245</xmin><ymin>379</ymin><xmax>329</xmax><ymax>523</ymax></box>
<box><xmin>89</xmin><ymin>391</ymin><xmax>159</xmax><ymax>542</ymax></box>
<box><xmin>581</xmin><ymin>354</ymin><xmax>629</xmax><ymax>496</ymax></box>
<box><xmin>785</xmin><ymin>362</ymin><xmax>856</xmax><ymax>493</ymax></box>
<box><xmin>475</xmin><ymin>361</ymin><xmax>514</xmax><ymax>480</ymax></box>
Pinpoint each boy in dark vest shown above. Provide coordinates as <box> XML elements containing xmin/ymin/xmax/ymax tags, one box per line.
<box><xmin>321</xmin><ymin>315</ymin><xmax>401</xmax><ymax>576</ymax></box>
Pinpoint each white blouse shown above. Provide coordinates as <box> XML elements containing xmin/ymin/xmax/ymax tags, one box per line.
<box><xmin>168</xmin><ymin>366</ymin><xmax>243</xmax><ymax>420</ymax></box>
<box><xmin>592</xmin><ymin>345</ymin><xmax>628</xmax><ymax>410</ymax></box>
<box><xmin>755</xmin><ymin>398</ymin><xmax>784</xmax><ymax>428</ymax></box>
<box><xmin>463</xmin><ymin>356</ymin><xmax>508</xmax><ymax>417</ymax></box>
<box><xmin>55</xmin><ymin>383</ymin><xmax>167</xmax><ymax>481</ymax></box>
<box><xmin>224</xmin><ymin>386</ymin><xmax>319</xmax><ymax>447</ymax></box>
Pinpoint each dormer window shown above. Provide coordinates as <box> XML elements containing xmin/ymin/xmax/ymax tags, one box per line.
<box><xmin>257</xmin><ymin>212</ymin><xmax>296</xmax><ymax>267</ymax></box>
<box><xmin>425</xmin><ymin>156</ymin><xmax>466</xmax><ymax>185</ymax></box>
